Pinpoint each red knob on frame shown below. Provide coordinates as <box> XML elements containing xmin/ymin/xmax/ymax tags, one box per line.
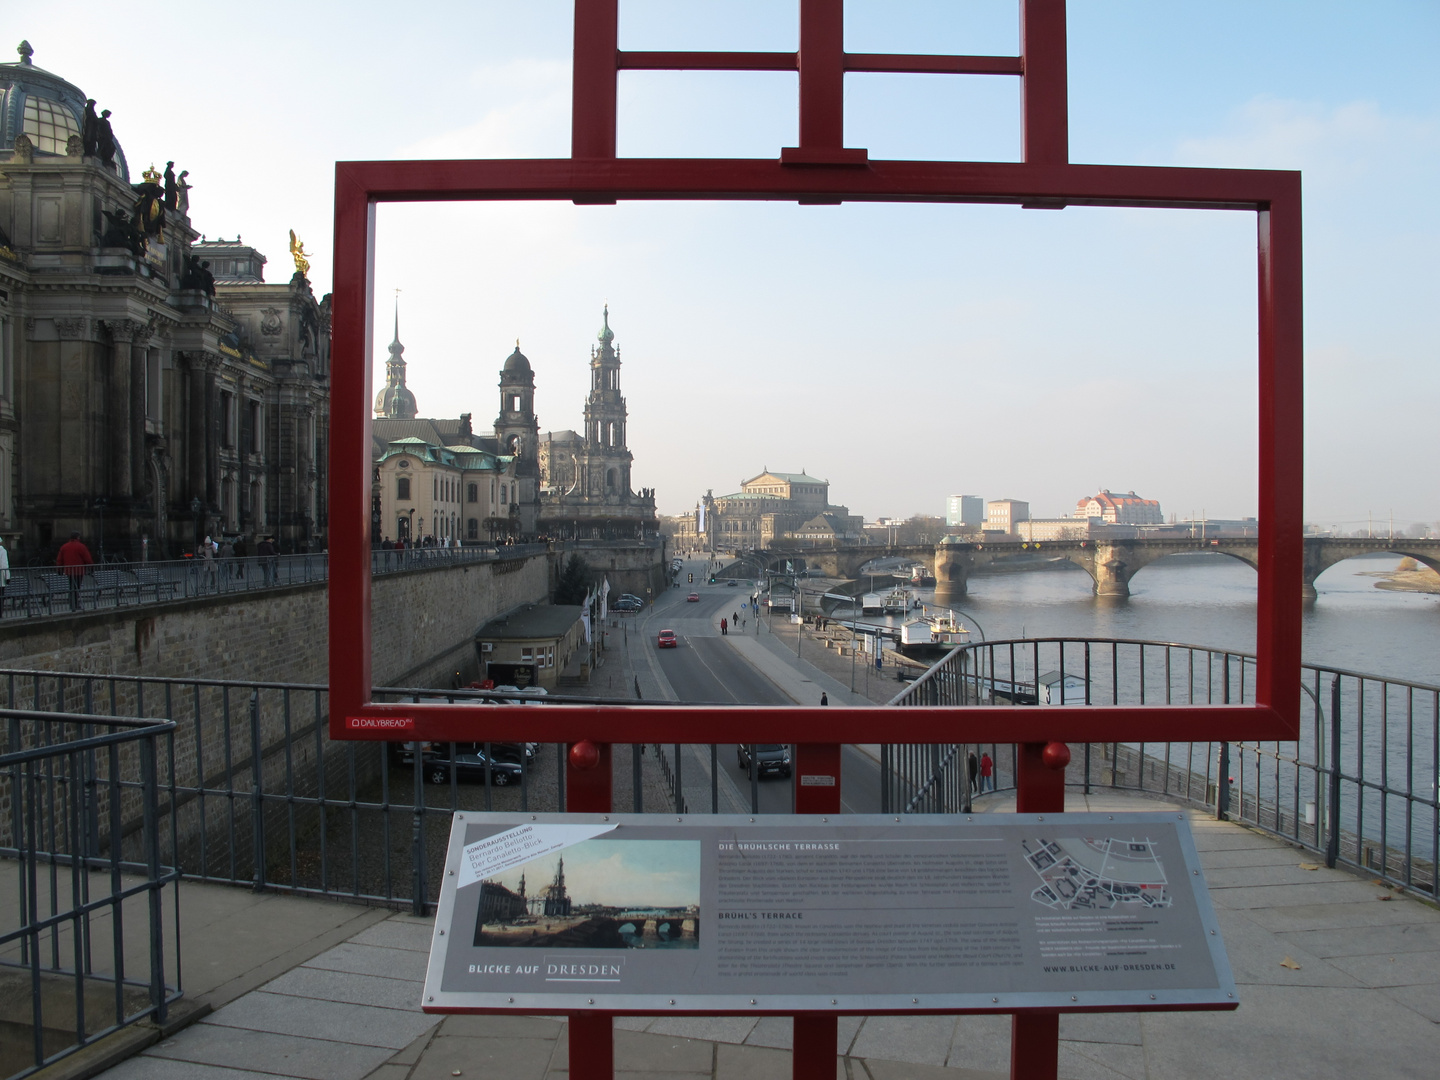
<box><xmin>1042</xmin><ymin>741</ymin><xmax>1070</xmax><ymax>771</ymax></box>
<box><xmin>569</xmin><ymin>739</ymin><xmax>601</xmax><ymax>770</ymax></box>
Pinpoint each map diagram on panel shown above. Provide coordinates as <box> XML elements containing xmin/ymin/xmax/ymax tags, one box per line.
<box><xmin>1023</xmin><ymin>837</ymin><xmax>1171</xmax><ymax>911</ymax></box>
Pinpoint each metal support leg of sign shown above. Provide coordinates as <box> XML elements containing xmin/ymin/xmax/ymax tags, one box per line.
<box><xmin>566</xmin><ymin>740</ymin><xmax>615</xmax><ymax>1080</ymax></box>
<box><xmin>793</xmin><ymin>743</ymin><xmax>844</xmax><ymax>1080</ymax></box>
<box><xmin>1011</xmin><ymin>743</ymin><xmax>1070</xmax><ymax>1080</ymax></box>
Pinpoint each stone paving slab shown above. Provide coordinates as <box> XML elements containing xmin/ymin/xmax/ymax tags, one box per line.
<box><xmin>1325</xmin><ymin>948</ymin><xmax>1440</xmax><ymax>988</ymax></box>
<box><xmin>1203</xmin><ymin>861</ymin><xmax>1363</xmax><ymax>888</ymax></box>
<box><xmin>1244</xmin><ymin>898</ymin><xmax>1433</xmax><ymax>933</ymax></box>
<box><xmin>301</xmin><ymin>941</ymin><xmax>430</xmax><ymax>982</ymax></box>
<box><xmin>1274</xmin><ymin>919</ymin><xmax>1440</xmax><ymax>957</ymax></box>
<box><xmin>1141</xmin><ymin>982</ymin><xmax>1440</xmax><ymax>1080</ymax></box>
<box><xmin>347</xmin><ymin>915</ymin><xmax>436</xmax><ymax>953</ymax></box>
<box><xmin>101</xmin><ymin>1059</ymin><xmax>285</xmax><ymax>1080</ymax></box>
<box><xmin>146</xmin><ymin>1025</ymin><xmax>396</xmax><ymax>1080</ymax></box>
<box><xmin>403</xmin><ymin>1032</ymin><xmax>558</xmax><ymax>1080</ymax></box>
<box><xmin>261</xmin><ymin>965</ymin><xmax>426</xmax><ymax>1011</ymax></box>
<box><xmin>205</xmin><ymin>990</ymin><xmax>439</xmax><ymax>1049</ymax></box>
<box><xmin>1206</xmin><ymin>878</ymin><xmax>1394</xmax><ymax>909</ymax></box>
<box><xmin>1214</xmin><ymin>908</ymin><xmax>1361</xmax><ymax>989</ymax></box>
<box><xmin>849</xmin><ymin>1015</ymin><xmax>959</xmax><ymax>1065</ymax></box>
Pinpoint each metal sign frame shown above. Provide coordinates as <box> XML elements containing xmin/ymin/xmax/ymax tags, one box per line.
<box><xmin>424</xmin><ymin>811</ymin><xmax>1237</xmax><ymax>1016</ymax></box>
<box><xmin>328</xmin><ymin>0</ymin><xmax>1302</xmax><ymax>749</ymax></box>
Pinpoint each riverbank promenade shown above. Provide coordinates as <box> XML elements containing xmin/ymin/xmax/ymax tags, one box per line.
<box><xmin>69</xmin><ymin>786</ymin><xmax>1437</xmax><ymax>1080</ymax></box>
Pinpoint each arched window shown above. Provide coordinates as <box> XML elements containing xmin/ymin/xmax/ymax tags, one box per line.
<box><xmin>606</xmin><ymin>468</ymin><xmax>617</xmax><ymax>492</ymax></box>
<box><xmin>397</xmin><ymin>477</ymin><xmax>410</xmax><ymax>500</ymax></box>
<box><xmin>467</xmin><ymin>483</ymin><xmax>478</xmax><ymax>503</ymax></box>
<box><xmin>500</xmin><ymin>486</ymin><xmax>508</xmax><ymax>504</ymax></box>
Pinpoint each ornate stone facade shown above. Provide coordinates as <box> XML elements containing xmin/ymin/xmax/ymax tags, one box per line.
<box><xmin>0</xmin><ymin>44</ymin><xmax>329</xmax><ymax>560</ymax></box>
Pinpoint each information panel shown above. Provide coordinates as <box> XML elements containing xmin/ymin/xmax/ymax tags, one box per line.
<box><xmin>423</xmin><ymin>812</ymin><xmax>1235</xmax><ymax>1014</ymax></box>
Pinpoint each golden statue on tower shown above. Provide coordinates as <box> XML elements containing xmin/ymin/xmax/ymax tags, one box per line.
<box><xmin>288</xmin><ymin>229</ymin><xmax>311</xmax><ymax>279</ymax></box>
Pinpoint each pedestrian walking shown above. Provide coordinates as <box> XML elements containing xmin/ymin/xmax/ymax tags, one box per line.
<box><xmin>720</xmin><ymin>617</ymin><xmax>728</xmax><ymax>636</ymax></box>
<box><xmin>0</xmin><ymin>535</ymin><xmax>10</xmax><ymax>603</ymax></box>
<box><xmin>198</xmin><ymin>534</ymin><xmax>217</xmax><ymax>590</ymax></box>
<box><xmin>967</xmin><ymin>751</ymin><xmax>979</xmax><ymax>794</ymax></box>
<box><xmin>733</xmin><ymin>611</ymin><xmax>739</xmax><ymax>625</ymax></box>
<box><xmin>820</xmin><ymin>692</ymin><xmax>828</xmax><ymax>706</ymax></box>
<box><xmin>56</xmin><ymin>531</ymin><xmax>93</xmax><ymax>611</ymax></box>
<box><xmin>980</xmin><ymin>752</ymin><xmax>994</xmax><ymax>792</ymax></box>
<box><xmin>257</xmin><ymin>534</ymin><xmax>278</xmax><ymax>585</ymax></box>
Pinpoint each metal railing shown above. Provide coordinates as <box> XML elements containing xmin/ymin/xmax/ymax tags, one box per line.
<box><xmin>888</xmin><ymin>638</ymin><xmax>1440</xmax><ymax>898</ymax></box>
<box><xmin>1</xmin><ymin>636</ymin><xmax>1433</xmax><ymax>942</ymax></box>
<box><xmin>0</xmin><ymin>544</ymin><xmax>547</xmax><ymax>620</ymax></box>
<box><xmin>0</xmin><ymin>709</ymin><xmax>181</xmax><ymax>1078</ymax></box>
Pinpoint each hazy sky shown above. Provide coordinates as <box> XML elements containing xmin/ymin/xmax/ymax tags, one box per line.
<box><xmin>17</xmin><ymin>2</ymin><xmax>1438</xmax><ymax>528</ymax></box>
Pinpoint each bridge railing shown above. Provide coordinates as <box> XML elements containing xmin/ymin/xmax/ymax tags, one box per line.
<box><xmin>888</xmin><ymin>638</ymin><xmax>1440</xmax><ymax>899</ymax></box>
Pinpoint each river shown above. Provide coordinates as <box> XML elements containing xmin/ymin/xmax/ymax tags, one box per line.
<box><xmin>870</xmin><ymin>552</ymin><xmax>1440</xmax><ymax>687</ymax></box>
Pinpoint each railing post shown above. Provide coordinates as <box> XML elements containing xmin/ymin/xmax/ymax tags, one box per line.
<box><xmin>1326</xmin><ymin>675</ymin><xmax>1342</xmax><ymax>868</ymax></box>
<box><xmin>141</xmin><ymin>734</ymin><xmax>168</xmax><ymax>1023</ymax></box>
<box><xmin>1216</xmin><ymin>743</ymin><xmax>1230</xmax><ymax>822</ymax></box>
<box><xmin>249</xmin><ymin>691</ymin><xmax>266</xmax><ymax>891</ymax></box>
<box><xmin>413</xmin><ymin>749</ymin><xmax>429</xmax><ymax>916</ymax></box>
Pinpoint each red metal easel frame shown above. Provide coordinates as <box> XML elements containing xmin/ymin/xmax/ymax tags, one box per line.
<box><xmin>328</xmin><ymin>4</ymin><xmax>1301</xmax><ymax>1078</ymax></box>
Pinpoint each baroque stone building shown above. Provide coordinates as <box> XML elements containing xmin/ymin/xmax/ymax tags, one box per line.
<box><xmin>0</xmin><ymin>43</ymin><xmax>329</xmax><ymax>560</ymax></box>
<box><xmin>371</xmin><ymin>306</ymin><xmax>656</xmax><ymax>543</ymax></box>
<box><xmin>675</xmin><ymin>469</ymin><xmax>862</xmax><ymax>551</ymax></box>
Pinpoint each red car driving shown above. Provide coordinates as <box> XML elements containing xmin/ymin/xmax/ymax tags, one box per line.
<box><xmin>657</xmin><ymin>629</ymin><xmax>678</xmax><ymax>648</ymax></box>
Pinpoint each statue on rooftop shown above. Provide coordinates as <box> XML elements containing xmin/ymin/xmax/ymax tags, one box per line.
<box><xmin>289</xmin><ymin>230</ymin><xmax>310</xmax><ymax>279</ymax></box>
<box><xmin>101</xmin><ymin>208</ymin><xmax>145</xmax><ymax>255</ymax></box>
<box><xmin>179</xmin><ymin>254</ymin><xmax>215</xmax><ymax>296</ymax></box>
<box><xmin>82</xmin><ymin>99</ymin><xmax>99</xmax><ymax>157</ymax></box>
<box><xmin>176</xmin><ymin>170</ymin><xmax>191</xmax><ymax>215</ymax></box>
<box><xmin>133</xmin><ymin>166</ymin><xmax>166</xmax><ymax>240</ymax></box>
<box><xmin>96</xmin><ymin>109</ymin><xmax>116</xmax><ymax>167</ymax></box>
<box><xmin>164</xmin><ymin>162</ymin><xmax>178</xmax><ymax>210</ymax></box>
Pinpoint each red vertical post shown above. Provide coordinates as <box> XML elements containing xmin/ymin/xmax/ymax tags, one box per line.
<box><xmin>1020</xmin><ymin>0</ymin><xmax>1068</xmax><ymax>165</ymax></box>
<box><xmin>572</xmin><ymin>0</ymin><xmax>619</xmax><ymax>158</ymax></box>
<box><xmin>567</xmin><ymin>739</ymin><xmax>613</xmax><ymax>1080</ymax></box>
<box><xmin>793</xmin><ymin>740</ymin><xmax>841</xmax><ymax>1080</ymax></box>
<box><xmin>1011</xmin><ymin>742</ymin><xmax>1065</xmax><ymax>1080</ymax></box>
<box><xmin>797</xmin><ymin>0</ymin><xmax>846</xmax><ymax>153</ymax></box>
<box><xmin>327</xmin><ymin>181</ymin><xmax>375</xmax><ymax>729</ymax></box>
<box><xmin>1255</xmin><ymin>190</ymin><xmax>1304</xmax><ymax>727</ymax></box>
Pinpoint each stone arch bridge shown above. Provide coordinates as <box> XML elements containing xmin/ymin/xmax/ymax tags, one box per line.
<box><xmin>727</xmin><ymin>538</ymin><xmax>1440</xmax><ymax>600</ymax></box>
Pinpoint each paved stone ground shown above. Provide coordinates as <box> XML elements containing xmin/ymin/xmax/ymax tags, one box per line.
<box><xmin>65</xmin><ymin>615</ymin><xmax>1440</xmax><ymax>1080</ymax></box>
<box><xmin>79</xmin><ymin>790</ymin><xmax>1440</xmax><ymax>1080</ymax></box>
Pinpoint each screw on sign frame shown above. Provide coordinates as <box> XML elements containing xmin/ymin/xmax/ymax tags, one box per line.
<box><xmin>327</xmin><ymin>3</ymin><xmax>1299</xmax><ymax>1079</ymax></box>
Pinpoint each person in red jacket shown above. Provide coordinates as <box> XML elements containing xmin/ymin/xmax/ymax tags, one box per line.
<box><xmin>979</xmin><ymin>751</ymin><xmax>994</xmax><ymax>793</ymax></box>
<box><xmin>56</xmin><ymin>531</ymin><xmax>93</xmax><ymax>611</ymax></box>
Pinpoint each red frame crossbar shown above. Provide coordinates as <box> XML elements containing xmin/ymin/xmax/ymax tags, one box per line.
<box><xmin>329</xmin><ymin>4</ymin><xmax>1299</xmax><ymax>1078</ymax></box>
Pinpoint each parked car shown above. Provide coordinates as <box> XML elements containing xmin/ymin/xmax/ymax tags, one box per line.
<box><xmin>687</xmin><ymin>593</ymin><xmax>700</xmax><ymax>602</ymax></box>
<box><xmin>620</xmin><ymin>593</ymin><xmax>645</xmax><ymax>607</ymax></box>
<box><xmin>423</xmin><ymin>748</ymin><xmax>524</xmax><ymax>786</ymax></box>
<box><xmin>657</xmin><ymin>629</ymin><xmax>678</xmax><ymax>649</ymax></box>
<box><xmin>737</xmin><ymin>743</ymin><xmax>792</xmax><ymax>778</ymax></box>
<box><xmin>612</xmin><ymin>598</ymin><xmax>642</xmax><ymax>612</ymax></box>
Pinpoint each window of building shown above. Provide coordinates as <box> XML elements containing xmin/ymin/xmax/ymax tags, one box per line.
<box><xmin>467</xmin><ymin>518</ymin><xmax>478</xmax><ymax>540</ymax></box>
<box><xmin>22</xmin><ymin>96</ymin><xmax>79</xmax><ymax>156</ymax></box>
<box><xmin>219</xmin><ymin>391</ymin><xmax>235</xmax><ymax>447</ymax></box>
<box><xmin>467</xmin><ymin>483</ymin><xmax>478</xmax><ymax>503</ymax></box>
<box><xmin>397</xmin><ymin>477</ymin><xmax>410</xmax><ymax>500</ymax></box>
<box><xmin>145</xmin><ymin>350</ymin><xmax>162</xmax><ymax>421</ymax></box>
<box><xmin>499</xmin><ymin>486</ymin><xmax>507</xmax><ymax>505</ymax></box>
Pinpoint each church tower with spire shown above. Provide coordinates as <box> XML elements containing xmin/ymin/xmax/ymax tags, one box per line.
<box><xmin>373</xmin><ymin>305</ymin><xmax>418</xmax><ymax>420</ymax></box>
<box><xmin>578</xmin><ymin>305</ymin><xmax>633</xmax><ymax>499</ymax></box>
<box><xmin>494</xmin><ymin>341</ymin><xmax>541</xmax><ymax>535</ymax></box>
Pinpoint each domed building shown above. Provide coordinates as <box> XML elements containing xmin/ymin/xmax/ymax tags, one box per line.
<box><xmin>0</xmin><ymin>42</ymin><xmax>330</xmax><ymax>559</ymax></box>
